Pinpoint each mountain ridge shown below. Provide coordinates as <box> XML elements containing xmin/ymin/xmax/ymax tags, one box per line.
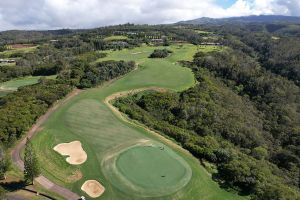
<box><xmin>177</xmin><ymin>15</ymin><xmax>300</xmax><ymax>25</ymax></box>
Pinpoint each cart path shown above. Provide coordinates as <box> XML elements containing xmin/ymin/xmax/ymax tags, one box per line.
<box><xmin>11</xmin><ymin>89</ymin><xmax>82</xmax><ymax>200</ymax></box>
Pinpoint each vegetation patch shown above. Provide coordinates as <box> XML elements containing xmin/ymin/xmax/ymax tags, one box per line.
<box><xmin>149</xmin><ymin>49</ymin><xmax>172</xmax><ymax>58</ymax></box>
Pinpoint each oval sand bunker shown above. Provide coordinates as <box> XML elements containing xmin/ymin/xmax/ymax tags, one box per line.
<box><xmin>53</xmin><ymin>141</ymin><xmax>87</xmax><ymax>165</ymax></box>
<box><xmin>81</xmin><ymin>180</ymin><xmax>105</xmax><ymax>198</ymax></box>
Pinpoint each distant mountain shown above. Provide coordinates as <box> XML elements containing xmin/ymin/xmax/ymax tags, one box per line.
<box><xmin>177</xmin><ymin>15</ymin><xmax>300</xmax><ymax>25</ymax></box>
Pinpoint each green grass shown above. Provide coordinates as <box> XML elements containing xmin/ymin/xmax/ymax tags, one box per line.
<box><xmin>0</xmin><ymin>75</ymin><xmax>57</xmax><ymax>97</ymax></box>
<box><xmin>31</xmin><ymin>44</ymin><xmax>245</xmax><ymax>200</ymax></box>
<box><xmin>0</xmin><ymin>46</ymin><xmax>38</xmax><ymax>58</ymax></box>
<box><xmin>102</xmin><ymin>140</ymin><xmax>192</xmax><ymax>197</ymax></box>
<box><xmin>104</xmin><ymin>35</ymin><xmax>129</xmax><ymax>41</ymax></box>
<box><xmin>97</xmin><ymin>44</ymin><xmax>200</xmax><ymax>63</ymax></box>
<box><xmin>194</xmin><ymin>30</ymin><xmax>212</xmax><ymax>35</ymax></box>
<box><xmin>117</xmin><ymin>146</ymin><xmax>188</xmax><ymax>188</ymax></box>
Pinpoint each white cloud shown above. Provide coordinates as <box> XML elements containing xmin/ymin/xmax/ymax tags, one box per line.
<box><xmin>0</xmin><ymin>0</ymin><xmax>299</xmax><ymax>31</ymax></box>
<box><xmin>224</xmin><ymin>0</ymin><xmax>300</xmax><ymax>16</ymax></box>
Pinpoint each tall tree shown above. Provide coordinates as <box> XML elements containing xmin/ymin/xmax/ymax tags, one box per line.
<box><xmin>0</xmin><ymin>156</ymin><xmax>11</xmax><ymax>180</ymax></box>
<box><xmin>24</xmin><ymin>138</ymin><xmax>40</xmax><ymax>185</ymax></box>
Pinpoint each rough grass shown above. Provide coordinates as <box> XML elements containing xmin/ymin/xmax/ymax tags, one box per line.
<box><xmin>31</xmin><ymin>44</ymin><xmax>246</xmax><ymax>200</ymax></box>
<box><xmin>103</xmin><ymin>35</ymin><xmax>129</xmax><ymax>41</ymax></box>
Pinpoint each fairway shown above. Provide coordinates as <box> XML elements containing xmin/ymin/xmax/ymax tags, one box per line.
<box><xmin>0</xmin><ymin>75</ymin><xmax>57</xmax><ymax>97</ymax></box>
<box><xmin>31</xmin><ymin>44</ymin><xmax>244</xmax><ymax>200</ymax></box>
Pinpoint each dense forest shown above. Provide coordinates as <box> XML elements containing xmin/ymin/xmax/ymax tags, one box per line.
<box><xmin>0</xmin><ymin>79</ymin><xmax>72</xmax><ymax>145</ymax></box>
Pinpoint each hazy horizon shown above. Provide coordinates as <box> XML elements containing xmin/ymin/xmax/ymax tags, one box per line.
<box><xmin>0</xmin><ymin>0</ymin><xmax>300</xmax><ymax>31</ymax></box>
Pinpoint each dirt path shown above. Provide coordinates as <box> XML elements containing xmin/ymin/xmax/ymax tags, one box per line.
<box><xmin>7</xmin><ymin>194</ymin><xmax>26</xmax><ymax>200</ymax></box>
<box><xmin>11</xmin><ymin>89</ymin><xmax>82</xmax><ymax>200</ymax></box>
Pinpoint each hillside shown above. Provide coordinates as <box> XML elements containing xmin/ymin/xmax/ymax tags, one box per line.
<box><xmin>178</xmin><ymin>15</ymin><xmax>300</xmax><ymax>25</ymax></box>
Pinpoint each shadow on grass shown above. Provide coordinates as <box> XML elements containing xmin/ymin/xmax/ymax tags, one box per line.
<box><xmin>1</xmin><ymin>181</ymin><xmax>57</xmax><ymax>200</ymax></box>
<box><xmin>0</xmin><ymin>181</ymin><xmax>26</xmax><ymax>192</ymax></box>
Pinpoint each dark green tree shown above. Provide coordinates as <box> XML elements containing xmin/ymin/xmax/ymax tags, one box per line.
<box><xmin>0</xmin><ymin>155</ymin><xmax>11</xmax><ymax>180</ymax></box>
<box><xmin>163</xmin><ymin>38</ymin><xmax>170</xmax><ymax>46</ymax></box>
<box><xmin>24</xmin><ymin>138</ymin><xmax>40</xmax><ymax>185</ymax></box>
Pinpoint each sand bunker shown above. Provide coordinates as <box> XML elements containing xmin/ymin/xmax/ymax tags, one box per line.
<box><xmin>53</xmin><ymin>141</ymin><xmax>87</xmax><ymax>165</ymax></box>
<box><xmin>131</xmin><ymin>52</ymin><xmax>142</xmax><ymax>55</ymax></box>
<box><xmin>81</xmin><ymin>180</ymin><xmax>105</xmax><ymax>198</ymax></box>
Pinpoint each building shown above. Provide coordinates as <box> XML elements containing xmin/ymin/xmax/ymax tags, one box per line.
<box><xmin>0</xmin><ymin>59</ymin><xmax>16</xmax><ymax>63</ymax></box>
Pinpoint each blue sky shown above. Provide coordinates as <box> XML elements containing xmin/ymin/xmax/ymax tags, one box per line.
<box><xmin>217</xmin><ymin>0</ymin><xmax>237</xmax><ymax>8</ymax></box>
<box><xmin>0</xmin><ymin>0</ymin><xmax>299</xmax><ymax>30</ymax></box>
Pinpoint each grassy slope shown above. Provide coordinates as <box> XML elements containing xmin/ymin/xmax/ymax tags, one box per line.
<box><xmin>0</xmin><ymin>75</ymin><xmax>57</xmax><ymax>97</ymax></box>
<box><xmin>32</xmin><ymin>44</ymin><xmax>245</xmax><ymax>200</ymax></box>
<box><xmin>0</xmin><ymin>46</ymin><xmax>38</xmax><ymax>58</ymax></box>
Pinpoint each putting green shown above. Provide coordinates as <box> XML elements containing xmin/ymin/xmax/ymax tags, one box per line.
<box><xmin>117</xmin><ymin>146</ymin><xmax>187</xmax><ymax>187</ymax></box>
<box><xmin>102</xmin><ymin>140</ymin><xmax>192</xmax><ymax>197</ymax></box>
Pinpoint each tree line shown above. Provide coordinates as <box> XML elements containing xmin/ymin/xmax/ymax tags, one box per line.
<box><xmin>59</xmin><ymin>60</ymin><xmax>135</xmax><ymax>88</ymax></box>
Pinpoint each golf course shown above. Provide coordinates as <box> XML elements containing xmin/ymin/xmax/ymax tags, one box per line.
<box><xmin>0</xmin><ymin>75</ymin><xmax>56</xmax><ymax>97</ymax></box>
<box><xmin>30</xmin><ymin>44</ymin><xmax>245</xmax><ymax>199</ymax></box>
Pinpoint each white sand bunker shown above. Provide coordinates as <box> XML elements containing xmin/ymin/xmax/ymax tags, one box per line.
<box><xmin>53</xmin><ymin>141</ymin><xmax>87</xmax><ymax>165</ymax></box>
<box><xmin>131</xmin><ymin>52</ymin><xmax>142</xmax><ymax>55</ymax></box>
<box><xmin>81</xmin><ymin>180</ymin><xmax>105</xmax><ymax>198</ymax></box>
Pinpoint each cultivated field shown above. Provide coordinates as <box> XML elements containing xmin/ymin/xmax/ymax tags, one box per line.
<box><xmin>31</xmin><ymin>44</ymin><xmax>244</xmax><ymax>199</ymax></box>
<box><xmin>0</xmin><ymin>75</ymin><xmax>56</xmax><ymax>97</ymax></box>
